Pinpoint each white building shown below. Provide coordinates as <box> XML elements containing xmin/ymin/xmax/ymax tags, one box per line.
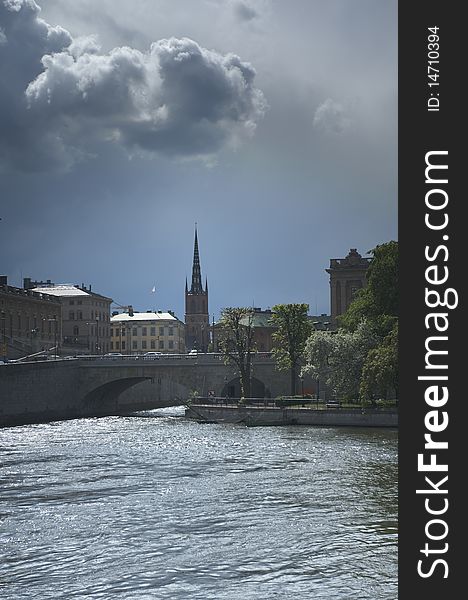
<box><xmin>110</xmin><ymin>311</ymin><xmax>185</xmax><ymax>354</ymax></box>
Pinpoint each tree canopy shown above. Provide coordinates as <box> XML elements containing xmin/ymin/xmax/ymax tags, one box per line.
<box><xmin>218</xmin><ymin>307</ymin><xmax>256</xmax><ymax>399</ymax></box>
<box><xmin>339</xmin><ymin>241</ymin><xmax>398</xmax><ymax>336</ymax></box>
<box><xmin>271</xmin><ymin>303</ymin><xmax>312</xmax><ymax>395</ymax></box>
<box><xmin>304</xmin><ymin>241</ymin><xmax>399</xmax><ymax>403</ymax></box>
<box><xmin>302</xmin><ymin>320</ymin><xmax>378</xmax><ymax>400</ymax></box>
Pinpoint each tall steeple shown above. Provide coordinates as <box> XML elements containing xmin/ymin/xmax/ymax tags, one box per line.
<box><xmin>185</xmin><ymin>225</ymin><xmax>209</xmax><ymax>352</ymax></box>
<box><xmin>190</xmin><ymin>225</ymin><xmax>203</xmax><ymax>293</ymax></box>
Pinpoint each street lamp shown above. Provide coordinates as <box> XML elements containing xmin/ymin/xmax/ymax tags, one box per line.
<box><xmin>0</xmin><ymin>310</ymin><xmax>6</xmax><ymax>362</ymax></box>
<box><xmin>43</xmin><ymin>317</ymin><xmax>58</xmax><ymax>358</ymax></box>
<box><xmin>96</xmin><ymin>315</ymin><xmax>100</xmax><ymax>355</ymax></box>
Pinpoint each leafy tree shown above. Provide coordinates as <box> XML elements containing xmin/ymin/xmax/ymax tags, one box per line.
<box><xmin>302</xmin><ymin>320</ymin><xmax>378</xmax><ymax>400</ymax></box>
<box><xmin>333</xmin><ymin>241</ymin><xmax>399</xmax><ymax>404</ymax></box>
<box><xmin>360</xmin><ymin>321</ymin><xmax>398</xmax><ymax>403</ymax></box>
<box><xmin>339</xmin><ymin>241</ymin><xmax>398</xmax><ymax>336</ymax></box>
<box><xmin>271</xmin><ymin>303</ymin><xmax>312</xmax><ymax>395</ymax></box>
<box><xmin>218</xmin><ymin>307</ymin><xmax>256</xmax><ymax>399</ymax></box>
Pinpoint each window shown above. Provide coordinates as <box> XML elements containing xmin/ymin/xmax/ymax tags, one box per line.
<box><xmin>122</xmin><ymin>341</ymin><xmax>126</xmax><ymax>350</ymax></box>
<box><xmin>69</xmin><ymin>300</ymin><xmax>74</xmax><ymax>305</ymax></box>
<box><xmin>150</xmin><ymin>340</ymin><xmax>155</xmax><ymax>349</ymax></box>
<box><xmin>142</xmin><ymin>327</ymin><xmax>147</xmax><ymax>336</ymax></box>
<box><xmin>77</xmin><ymin>300</ymin><xmax>82</xmax><ymax>305</ymax></box>
<box><xmin>132</xmin><ymin>328</ymin><xmax>137</xmax><ymax>336</ymax></box>
<box><xmin>73</xmin><ymin>326</ymin><xmax>79</xmax><ymax>336</ymax></box>
<box><xmin>116</xmin><ymin>341</ymin><xmax>120</xmax><ymax>349</ymax></box>
<box><xmin>69</xmin><ymin>311</ymin><xmax>75</xmax><ymax>320</ymax></box>
<box><xmin>169</xmin><ymin>340</ymin><xmax>174</xmax><ymax>349</ymax></box>
<box><xmin>150</xmin><ymin>327</ymin><xmax>156</xmax><ymax>336</ymax></box>
<box><xmin>132</xmin><ymin>341</ymin><xmax>137</xmax><ymax>349</ymax></box>
<box><xmin>159</xmin><ymin>327</ymin><xmax>164</xmax><ymax>336</ymax></box>
<box><xmin>110</xmin><ymin>341</ymin><xmax>114</xmax><ymax>350</ymax></box>
<box><xmin>142</xmin><ymin>340</ymin><xmax>147</xmax><ymax>349</ymax></box>
<box><xmin>159</xmin><ymin>340</ymin><xmax>164</xmax><ymax>349</ymax></box>
<box><xmin>168</xmin><ymin>327</ymin><xmax>174</xmax><ymax>336</ymax></box>
<box><xmin>78</xmin><ymin>311</ymin><xmax>83</xmax><ymax>320</ymax></box>
<box><xmin>110</xmin><ymin>328</ymin><xmax>114</xmax><ymax>337</ymax></box>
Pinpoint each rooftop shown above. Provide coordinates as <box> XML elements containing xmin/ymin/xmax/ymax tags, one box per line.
<box><xmin>33</xmin><ymin>285</ymin><xmax>91</xmax><ymax>297</ymax></box>
<box><xmin>111</xmin><ymin>312</ymin><xmax>178</xmax><ymax>323</ymax></box>
<box><xmin>31</xmin><ymin>284</ymin><xmax>112</xmax><ymax>302</ymax></box>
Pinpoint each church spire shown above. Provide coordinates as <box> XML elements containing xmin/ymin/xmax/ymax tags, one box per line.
<box><xmin>190</xmin><ymin>225</ymin><xmax>203</xmax><ymax>293</ymax></box>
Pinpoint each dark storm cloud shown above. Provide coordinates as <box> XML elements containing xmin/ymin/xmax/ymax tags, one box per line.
<box><xmin>0</xmin><ymin>0</ymin><xmax>73</xmax><ymax>170</ymax></box>
<box><xmin>0</xmin><ymin>0</ymin><xmax>266</xmax><ymax>171</ymax></box>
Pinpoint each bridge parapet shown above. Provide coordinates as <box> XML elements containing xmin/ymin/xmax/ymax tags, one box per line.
<box><xmin>74</xmin><ymin>351</ymin><xmax>274</xmax><ymax>366</ymax></box>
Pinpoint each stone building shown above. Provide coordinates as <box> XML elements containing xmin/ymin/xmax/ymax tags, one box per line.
<box><xmin>110</xmin><ymin>311</ymin><xmax>185</xmax><ymax>354</ymax></box>
<box><xmin>326</xmin><ymin>248</ymin><xmax>371</xmax><ymax>326</ymax></box>
<box><xmin>0</xmin><ymin>276</ymin><xmax>62</xmax><ymax>360</ymax></box>
<box><xmin>185</xmin><ymin>228</ymin><xmax>209</xmax><ymax>352</ymax></box>
<box><xmin>25</xmin><ymin>279</ymin><xmax>113</xmax><ymax>354</ymax></box>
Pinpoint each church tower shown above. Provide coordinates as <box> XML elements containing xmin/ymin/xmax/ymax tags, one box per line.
<box><xmin>185</xmin><ymin>227</ymin><xmax>209</xmax><ymax>352</ymax></box>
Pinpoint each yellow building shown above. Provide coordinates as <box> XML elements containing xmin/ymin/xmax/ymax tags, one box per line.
<box><xmin>110</xmin><ymin>311</ymin><xmax>185</xmax><ymax>354</ymax></box>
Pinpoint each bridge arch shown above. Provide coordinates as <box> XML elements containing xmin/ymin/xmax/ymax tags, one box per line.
<box><xmin>83</xmin><ymin>376</ymin><xmax>151</xmax><ymax>409</ymax></box>
<box><xmin>221</xmin><ymin>376</ymin><xmax>270</xmax><ymax>399</ymax></box>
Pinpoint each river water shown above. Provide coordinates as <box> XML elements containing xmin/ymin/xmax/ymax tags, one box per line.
<box><xmin>0</xmin><ymin>407</ymin><xmax>397</xmax><ymax>599</ymax></box>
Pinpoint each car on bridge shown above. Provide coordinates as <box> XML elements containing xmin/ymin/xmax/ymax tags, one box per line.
<box><xmin>103</xmin><ymin>352</ymin><xmax>123</xmax><ymax>359</ymax></box>
<box><xmin>143</xmin><ymin>352</ymin><xmax>163</xmax><ymax>359</ymax></box>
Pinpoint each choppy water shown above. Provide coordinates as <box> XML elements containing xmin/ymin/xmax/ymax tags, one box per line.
<box><xmin>0</xmin><ymin>407</ymin><xmax>397</xmax><ymax>599</ymax></box>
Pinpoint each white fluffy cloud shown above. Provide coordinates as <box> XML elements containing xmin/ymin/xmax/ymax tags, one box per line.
<box><xmin>0</xmin><ymin>0</ymin><xmax>266</xmax><ymax>171</ymax></box>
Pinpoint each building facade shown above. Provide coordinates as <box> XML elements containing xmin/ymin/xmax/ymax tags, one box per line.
<box><xmin>326</xmin><ymin>248</ymin><xmax>371</xmax><ymax>326</ymax></box>
<box><xmin>25</xmin><ymin>279</ymin><xmax>113</xmax><ymax>354</ymax></box>
<box><xmin>0</xmin><ymin>276</ymin><xmax>62</xmax><ymax>360</ymax></box>
<box><xmin>213</xmin><ymin>307</ymin><xmax>332</xmax><ymax>354</ymax></box>
<box><xmin>185</xmin><ymin>228</ymin><xmax>209</xmax><ymax>352</ymax></box>
<box><xmin>110</xmin><ymin>311</ymin><xmax>185</xmax><ymax>354</ymax></box>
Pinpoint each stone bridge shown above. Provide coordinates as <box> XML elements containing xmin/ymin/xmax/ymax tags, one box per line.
<box><xmin>0</xmin><ymin>353</ymin><xmax>297</xmax><ymax>426</ymax></box>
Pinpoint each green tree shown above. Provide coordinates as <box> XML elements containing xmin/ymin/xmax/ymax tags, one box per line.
<box><xmin>335</xmin><ymin>241</ymin><xmax>398</xmax><ymax>404</ymax></box>
<box><xmin>302</xmin><ymin>320</ymin><xmax>378</xmax><ymax>401</ymax></box>
<box><xmin>339</xmin><ymin>241</ymin><xmax>398</xmax><ymax>336</ymax></box>
<box><xmin>218</xmin><ymin>307</ymin><xmax>256</xmax><ymax>399</ymax></box>
<box><xmin>271</xmin><ymin>303</ymin><xmax>312</xmax><ymax>395</ymax></box>
<box><xmin>360</xmin><ymin>321</ymin><xmax>398</xmax><ymax>403</ymax></box>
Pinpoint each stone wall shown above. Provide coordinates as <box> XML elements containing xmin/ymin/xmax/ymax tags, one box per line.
<box><xmin>186</xmin><ymin>404</ymin><xmax>398</xmax><ymax>427</ymax></box>
<box><xmin>0</xmin><ymin>355</ymin><xmax>294</xmax><ymax>427</ymax></box>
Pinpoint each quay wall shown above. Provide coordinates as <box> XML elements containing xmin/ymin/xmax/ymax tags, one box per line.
<box><xmin>185</xmin><ymin>404</ymin><xmax>398</xmax><ymax>428</ymax></box>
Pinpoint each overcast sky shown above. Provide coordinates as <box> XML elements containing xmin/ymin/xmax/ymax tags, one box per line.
<box><xmin>0</xmin><ymin>0</ymin><xmax>397</xmax><ymax>319</ymax></box>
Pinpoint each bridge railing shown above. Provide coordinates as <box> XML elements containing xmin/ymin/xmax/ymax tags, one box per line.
<box><xmin>190</xmin><ymin>396</ymin><xmax>278</xmax><ymax>408</ymax></box>
<box><xmin>64</xmin><ymin>352</ymin><xmax>274</xmax><ymax>363</ymax></box>
<box><xmin>6</xmin><ymin>352</ymin><xmax>275</xmax><ymax>366</ymax></box>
